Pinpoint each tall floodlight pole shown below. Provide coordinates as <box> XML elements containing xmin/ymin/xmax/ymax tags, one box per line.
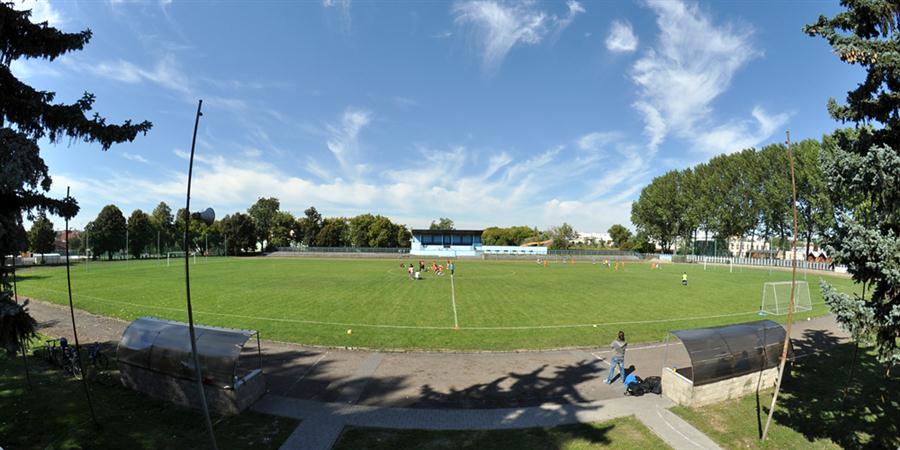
<box><xmin>63</xmin><ymin>187</ymin><xmax>98</xmax><ymax>426</ymax></box>
<box><xmin>762</xmin><ymin>131</ymin><xmax>800</xmax><ymax>440</ymax></box>
<box><xmin>182</xmin><ymin>99</ymin><xmax>218</xmax><ymax>450</ymax></box>
<box><xmin>126</xmin><ymin>229</ymin><xmax>129</xmax><ymax>261</ymax></box>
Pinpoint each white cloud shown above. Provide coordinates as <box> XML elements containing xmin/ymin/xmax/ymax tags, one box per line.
<box><xmin>323</xmin><ymin>0</ymin><xmax>352</xmax><ymax>28</ymax></box>
<box><xmin>65</xmin><ymin>55</ymin><xmax>191</xmax><ymax>95</ymax></box>
<box><xmin>605</xmin><ymin>20</ymin><xmax>638</xmax><ymax>53</ymax></box>
<box><xmin>326</xmin><ymin>107</ymin><xmax>372</xmax><ymax>177</ymax></box>
<box><xmin>13</xmin><ymin>0</ymin><xmax>64</xmax><ymax>25</ymax></box>
<box><xmin>453</xmin><ymin>0</ymin><xmax>584</xmax><ymax>72</ymax></box>
<box><xmin>121</xmin><ymin>152</ymin><xmax>149</xmax><ymax>164</ymax></box>
<box><xmin>60</xmin><ymin>127</ymin><xmax>650</xmax><ymax>231</ymax></box>
<box><xmin>631</xmin><ymin>0</ymin><xmax>785</xmax><ymax>154</ymax></box>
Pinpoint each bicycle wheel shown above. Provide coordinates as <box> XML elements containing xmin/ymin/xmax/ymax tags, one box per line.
<box><xmin>70</xmin><ymin>361</ymin><xmax>83</xmax><ymax>380</ymax></box>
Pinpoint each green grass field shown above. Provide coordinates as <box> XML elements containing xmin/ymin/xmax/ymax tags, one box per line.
<box><xmin>15</xmin><ymin>257</ymin><xmax>858</xmax><ymax>351</ymax></box>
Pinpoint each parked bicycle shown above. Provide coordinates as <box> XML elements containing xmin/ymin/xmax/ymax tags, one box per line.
<box><xmin>41</xmin><ymin>338</ymin><xmax>109</xmax><ymax>379</ymax></box>
<box><xmin>42</xmin><ymin>337</ymin><xmax>66</xmax><ymax>366</ymax></box>
<box><xmin>86</xmin><ymin>342</ymin><xmax>110</xmax><ymax>370</ymax></box>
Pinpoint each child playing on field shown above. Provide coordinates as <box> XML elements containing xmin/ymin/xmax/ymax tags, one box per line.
<box><xmin>682</xmin><ymin>272</ymin><xmax>688</xmax><ymax>286</ymax></box>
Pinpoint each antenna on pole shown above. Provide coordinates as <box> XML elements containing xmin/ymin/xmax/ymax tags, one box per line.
<box><xmin>182</xmin><ymin>99</ymin><xmax>219</xmax><ymax>450</ymax></box>
<box><xmin>64</xmin><ymin>186</ymin><xmax>99</xmax><ymax>427</ymax></box>
<box><xmin>762</xmin><ymin>130</ymin><xmax>799</xmax><ymax>440</ymax></box>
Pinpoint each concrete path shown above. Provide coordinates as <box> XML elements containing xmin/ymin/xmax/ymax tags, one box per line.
<box><xmin>25</xmin><ymin>298</ymin><xmax>849</xmax><ymax>449</ymax></box>
<box><xmin>252</xmin><ymin>394</ymin><xmax>722</xmax><ymax>450</ymax></box>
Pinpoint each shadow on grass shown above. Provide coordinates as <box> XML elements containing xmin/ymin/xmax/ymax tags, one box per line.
<box><xmin>1</xmin><ymin>340</ymin><xmax>296</xmax><ymax>450</ymax></box>
<box><xmin>334</xmin><ymin>422</ymin><xmax>619</xmax><ymax>450</ymax></box>
<box><xmin>772</xmin><ymin>335</ymin><xmax>899</xmax><ymax>449</ymax></box>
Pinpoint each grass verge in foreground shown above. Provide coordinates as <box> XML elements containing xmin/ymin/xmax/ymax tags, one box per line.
<box><xmin>671</xmin><ymin>343</ymin><xmax>899</xmax><ymax>449</ymax></box>
<box><xmin>0</xmin><ymin>338</ymin><xmax>297</xmax><ymax>450</ymax></box>
<box><xmin>332</xmin><ymin>416</ymin><xmax>670</xmax><ymax>450</ymax></box>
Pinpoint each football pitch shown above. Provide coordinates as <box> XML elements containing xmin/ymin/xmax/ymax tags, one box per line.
<box><xmin>15</xmin><ymin>257</ymin><xmax>858</xmax><ymax>351</ymax></box>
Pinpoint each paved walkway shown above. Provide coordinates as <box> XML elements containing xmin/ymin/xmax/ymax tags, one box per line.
<box><xmin>254</xmin><ymin>394</ymin><xmax>722</xmax><ymax>450</ymax></box>
<box><xmin>25</xmin><ymin>298</ymin><xmax>849</xmax><ymax>449</ymax></box>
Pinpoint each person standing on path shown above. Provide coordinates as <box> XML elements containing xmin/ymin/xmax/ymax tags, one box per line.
<box><xmin>606</xmin><ymin>331</ymin><xmax>627</xmax><ymax>384</ymax></box>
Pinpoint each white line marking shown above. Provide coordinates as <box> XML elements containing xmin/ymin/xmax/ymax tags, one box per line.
<box><xmin>450</xmin><ymin>274</ymin><xmax>459</xmax><ymax>330</ymax></box>
<box><xmin>591</xmin><ymin>352</ymin><xmax>610</xmax><ymax>367</ymax></box>
<box><xmin>286</xmin><ymin>351</ymin><xmax>328</xmax><ymax>395</ymax></box>
<box><xmin>22</xmin><ymin>286</ymin><xmax>828</xmax><ymax>332</ymax></box>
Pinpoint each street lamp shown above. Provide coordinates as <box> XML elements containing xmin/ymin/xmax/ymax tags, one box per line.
<box><xmin>182</xmin><ymin>99</ymin><xmax>218</xmax><ymax>450</ymax></box>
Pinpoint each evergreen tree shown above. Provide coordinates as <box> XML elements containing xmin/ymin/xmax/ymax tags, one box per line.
<box><xmin>26</xmin><ymin>213</ymin><xmax>55</xmax><ymax>257</ymax></box>
<box><xmin>0</xmin><ymin>3</ymin><xmax>150</xmax><ymax>356</ymax></box>
<box><xmin>807</xmin><ymin>1</ymin><xmax>900</xmax><ymax>371</ymax></box>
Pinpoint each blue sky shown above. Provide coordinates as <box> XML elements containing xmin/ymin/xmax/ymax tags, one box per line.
<box><xmin>12</xmin><ymin>0</ymin><xmax>859</xmax><ymax>232</ymax></box>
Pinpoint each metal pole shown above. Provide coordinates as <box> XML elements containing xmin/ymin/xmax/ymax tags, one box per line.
<box><xmin>126</xmin><ymin>228</ymin><xmax>129</xmax><ymax>261</ymax></box>
<box><xmin>762</xmin><ymin>130</ymin><xmax>800</xmax><ymax>440</ymax></box>
<box><xmin>63</xmin><ymin>187</ymin><xmax>98</xmax><ymax>426</ymax></box>
<box><xmin>256</xmin><ymin>332</ymin><xmax>262</xmax><ymax>371</ymax></box>
<box><xmin>158</xmin><ymin>230</ymin><xmax>161</xmax><ymax>265</ymax></box>
<box><xmin>183</xmin><ymin>99</ymin><xmax>219</xmax><ymax>450</ymax></box>
<box><xmin>12</xmin><ymin>253</ymin><xmax>32</xmax><ymax>389</ymax></box>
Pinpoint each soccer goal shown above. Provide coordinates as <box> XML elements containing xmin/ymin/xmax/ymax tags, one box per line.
<box><xmin>166</xmin><ymin>251</ymin><xmax>196</xmax><ymax>266</ymax></box>
<box><xmin>760</xmin><ymin>281</ymin><xmax>812</xmax><ymax>316</ymax></box>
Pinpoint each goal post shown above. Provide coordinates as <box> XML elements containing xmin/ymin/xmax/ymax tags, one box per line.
<box><xmin>760</xmin><ymin>281</ymin><xmax>812</xmax><ymax>316</ymax></box>
<box><xmin>166</xmin><ymin>251</ymin><xmax>196</xmax><ymax>266</ymax></box>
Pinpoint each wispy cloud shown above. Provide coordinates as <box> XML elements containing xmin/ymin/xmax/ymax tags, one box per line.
<box><xmin>605</xmin><ymin>20</ymin><xmax>638</xmax><ymax>53</ymax></box>
<box><xmin>631</xmin><ymin>0</ymin><xmax>785</xmax><ymax>154</ymax></box>
<box><xmin>323</xmin><ymin>0</ymin><xmax>352</xmax><ymax>29</ymax></box>
<box><xmin>121</xmin><ymin>152</ymin><xmax>150</xmax><ymax>164</ymax></box>
<box><xmin>452</xmin><ymin>0</ymin><xmax>584</xmax><ymax>73</ymax></box>
<box><xmin>392</xmin><ymin>96</ymin><xmax>419</xmax><ymax>108</ymax></box>
<box><xmin>326</xmin><ymin>107</ymin><xmax>372</xmax><ymax>178</ymax></box>
<box><xmin>64</xmin><ymin>54</ymin><xmax>191</xmax><ymax>95</ymax></box>
<box><xmin>61</xmin><ymin>125</ymin><xmax>649</xmax><ymax>231</ymax></box>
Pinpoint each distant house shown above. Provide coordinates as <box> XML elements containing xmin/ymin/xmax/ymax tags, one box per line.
<box><xmin>54</xmin><ymin>230</ymin><xmax>81</xmax><ymax>253</ymax></box>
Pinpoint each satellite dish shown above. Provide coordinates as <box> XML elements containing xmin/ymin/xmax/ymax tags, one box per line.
<box><xmin>199</xmin><ymin>207</ymin><xmax>215</xmax><ymax>225</ymax></box>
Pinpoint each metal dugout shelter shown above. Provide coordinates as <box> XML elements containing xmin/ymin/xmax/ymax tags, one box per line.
<box><xmin>661</xmin><ymin>320</ymin><xmax>791</xmax><ymax>406</ymax></box>
<box><xmin>117</xmin><ymin>317</ymin><xmax>266</xmax><ymax>414</ymax></box>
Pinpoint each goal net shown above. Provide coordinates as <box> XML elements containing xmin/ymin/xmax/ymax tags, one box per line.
<box><xmin>166</xmin><ymin>251</ymin><xmax>196</xmax><ymax>266</ymax></box>
<box><xmin>760</xmin><ymin>281</ymin><xmax>812</xmax><ymax>316</ymax></box>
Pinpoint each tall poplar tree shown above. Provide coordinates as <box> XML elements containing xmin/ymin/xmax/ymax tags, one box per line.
<box><xmin>807</xmin><ymin>1</ymin><xmax>900</xmax><ymax>372</ymax></box>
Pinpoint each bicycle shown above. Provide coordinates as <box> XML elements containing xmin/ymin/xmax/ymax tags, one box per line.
<box><xmin>87</xmin><ymin>343</ymin><xmax>110</xmax><ymax>370</ymax></box>
<box><xmin>43</xmin><ymin>338</ymin><xmax>65</xmax><ymax>367</ymax></box>
<box><xmin>61</xmin><ymin>345</ymin><xmax>83</xmax><ymax>380</ymax></box>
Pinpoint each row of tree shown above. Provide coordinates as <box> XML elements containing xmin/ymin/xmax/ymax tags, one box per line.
<box><xmin>73</xmin><ymin>198</ymin><xmax>415</xmax><ymax>258</ymax></box>
<box><xmin>630</xmin><ymin>139</ymin><xmax>831</xmax><ymax>256</ymax></box>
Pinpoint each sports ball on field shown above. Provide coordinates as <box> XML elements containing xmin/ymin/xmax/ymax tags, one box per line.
<box><xmin>347</xmin><ymin>329</ymin><xmax>353</xmax><ymax>335</ymax></box>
